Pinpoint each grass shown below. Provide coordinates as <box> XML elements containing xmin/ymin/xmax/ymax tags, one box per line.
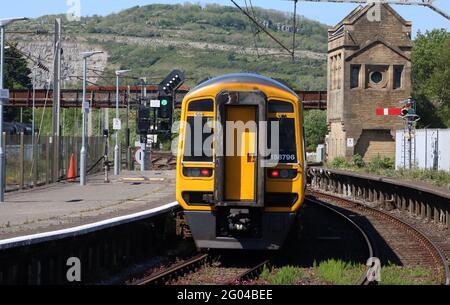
<box><xmin>260</xmin><ymin>265</ymin><xmax>303</xmax><ymax>285</ymax></box>
<box><xmin>378</xmin><ymin>265</ymin><xmax>434</xmax><ymax>285</ymax></box>
<box><xmin>395</xmin><ymin>168</ymin><xmax>450</xmax><ymax>189</ymax></box>
<box><xmin>258</xmin><ymin>260</ymin><xmax>435</xmax><ymax>285</ymax></box>
<box><xmin>316</xmin><ymin>259</ymin><xmax>366</xmax><ymax>285</ymax></box>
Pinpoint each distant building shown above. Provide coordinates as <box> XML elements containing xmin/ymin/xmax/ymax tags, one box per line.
<box><xmin>326</xmin><ymin>3</ymin><xmax>412</xmax><ymax>162</ymax></box>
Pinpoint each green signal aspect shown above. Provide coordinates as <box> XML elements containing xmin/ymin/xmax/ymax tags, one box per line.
<box><xmin>161</xmin><ymin>99</ymin><xmax>168</xmax><ymax>106</ymax></box>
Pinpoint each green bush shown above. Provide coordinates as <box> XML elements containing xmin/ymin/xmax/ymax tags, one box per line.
<box><xmin>352</xmin><ymin>154</ymin><xmax>365</xmax><ymax>168</ymax></box>
<box><xmin>330</xmin><ymin>156</ymin><xmax>349</xmax><ymax>169</ymax></box>
<box><xmin>367</xmin><ymin>156</ymin><xmax>394</xmax><ymax>172</ymax></box>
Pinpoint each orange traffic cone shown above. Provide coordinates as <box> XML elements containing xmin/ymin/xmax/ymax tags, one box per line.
<box><xmin>68</xmin><ymin>153</ymin><xmax>76</xmax><ymax>182</ymax></box>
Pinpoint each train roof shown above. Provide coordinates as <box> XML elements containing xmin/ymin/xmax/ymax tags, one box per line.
<box><xmin>189</xmin><ymin>73</ymin><xmax>298</xmax><ymax>97</ymax></box>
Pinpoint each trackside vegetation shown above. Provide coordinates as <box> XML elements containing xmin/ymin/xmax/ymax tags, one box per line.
<box><xmin>258</xmin><ymin>260</ymin><xmax>434</xmax><ymax>285</ymax></box>
<box><xmin>328</xmin><ymin>155</ymin><xmax>450</xmax><ymax>191</ymax></box>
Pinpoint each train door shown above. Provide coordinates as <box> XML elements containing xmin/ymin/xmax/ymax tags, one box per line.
<box><xmin>214</xmin><ymin>91</ymin><xmax>266</xmax><ymax>207</ymax></box>
<box><xmin>225</xmin><ymin>106</ymin><xmax>257</xmax><ymax>201</ymax></box>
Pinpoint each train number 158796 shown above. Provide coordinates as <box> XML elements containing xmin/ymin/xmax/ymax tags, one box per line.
<box><xmin>271</xmin><ymin>154</ymin><xmax>296</xmax><ymax>162</ymax></box>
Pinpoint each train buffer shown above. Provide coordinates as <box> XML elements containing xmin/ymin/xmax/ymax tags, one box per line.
<box><xmin>0</xmin><ymin>170</ymin><xmax>176</xmax><ymax>240</ymax></box>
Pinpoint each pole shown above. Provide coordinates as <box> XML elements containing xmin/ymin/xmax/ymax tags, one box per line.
<box><xmin>292</xmin><ymin>0</ymin><xmax>297</xmax><ymax>61</ymax></box>
<box><xmin>32</xmin><ymin>67</ymin><xmax>36</xmax><ymax>181</ymax></box>
<box><xmin>53</xmin><ymin>18</ymin><xmax>61</xmax><ymax>137</ymax></box>
<box><xmin>126</xmin><ymin>85</ymin><xmax>130</xmax><ymax>170</ymax></box>
<box><xmin>114</xmin><ymin>74</ymin><xmax>120</xmax><ymax>175</ymax></box>
<box><xmin>53</xmin><ymin>19</ymin><xmax>62</xmax><ymax>182</ymax></box>
<box><xmin>0</xmin><ymin>27</ymin><xmax>5</xmax><ymax>202</ymax></box>
<box><xmin>80</xmin><ymin>57</ymin><xmax>87</xmax><ymax>186</ymax></box>
<box><xmin>141</xmin><ymin>78</ymin><xmax>146</xmax><ymax>172</ymax></box>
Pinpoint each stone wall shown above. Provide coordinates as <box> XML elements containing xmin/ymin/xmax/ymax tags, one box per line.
<box><xmin>326</xmin><ymin>4</ymin><xmax>412</xmax><ymax>162</ymax></box>
<box><xmin>10</xmin><ymin>34</ymin><xmax>108</xmax><ymax>89</ymax></box>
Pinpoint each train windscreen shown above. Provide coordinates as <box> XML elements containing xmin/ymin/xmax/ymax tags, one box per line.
<box><xmin>268</xmin><ymin>117</ymin><xmax>297</xmax><ymax>164</ymax></box>
<box><xmin>182</xmin><ymin>116</ymin><xmax>214</xmax><ymax>162</ymax></box>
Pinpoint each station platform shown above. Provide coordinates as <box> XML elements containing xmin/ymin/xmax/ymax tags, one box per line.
<box><xmin>0</xmin><ymin>170</ymin><xmax>177</xmax><ymax>240</ymax></box>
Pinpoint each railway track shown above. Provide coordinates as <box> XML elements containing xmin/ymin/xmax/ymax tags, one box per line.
<box><xmin>308</xmin><ymin>189</ymin><xmax>450</xmax><ymax>285</ymax></box>
<box><xmin>229</xmin><ymin>259</ymin><xmax>271</xmax><ymax>285</ymax></box>
<box><xmin>305</xmin><ymin>197</ymin><xmax>376</xmax><ymax>285</ymax></box>
<box><xmin>128</xmin><ymin>189</ymin><xmax>449</xmax><ymax>286</ymax></box>
<box><xmin>131</xmin><ymin>253</ymin><xmax>209</xmax><ymax>285</ymax></box>
<box><xmin>129</xmin><ymin>199</ymin><xmax>377</xmax><ymax>286</ymax></box>
<box><xmin>130</xmin><ymin>253</ymin><xmax>271</xmax><ymax>285</ymax></box>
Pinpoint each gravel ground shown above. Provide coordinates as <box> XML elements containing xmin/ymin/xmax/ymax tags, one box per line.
<box><xmin>172</xmin><ymin>266</ymin><xmax>248</xmax><ymax>285</ymax></box>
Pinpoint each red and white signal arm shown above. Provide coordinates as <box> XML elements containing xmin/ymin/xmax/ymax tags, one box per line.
<box><xmin>376</xmin><ymin>108</ymin><xmax>402</xmax><ymax>116</ymax></box>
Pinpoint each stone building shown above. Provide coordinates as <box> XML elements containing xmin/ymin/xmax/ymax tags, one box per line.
<box><xmin>326</xmin><ymin>3</ymin><xmax>412</xmax><ymax>162</ymax></box>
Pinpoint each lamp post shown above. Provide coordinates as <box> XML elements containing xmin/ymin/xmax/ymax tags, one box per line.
<box><xmin>139</xmin><ymin>77</ymin><xmax>147</xmax><ymax>173</ymax></box>
<box><xmin>31</xmin><ymin>65</ymin><xmax>37</xmax><ymax>171</ymax></box>
<box><xmin>0</xmin><ymin>17</ymin><xmax>28</xmax><ymax>202</ymax></box>
<box><xmin>80</xmin><ymin>51</ymin><xmax>103</xmax><ymax>186</ymax></box>
<box><xmin>114</xmin><ymin>69</ymin><xmax>131</xmax><ymax>176</ymax></box>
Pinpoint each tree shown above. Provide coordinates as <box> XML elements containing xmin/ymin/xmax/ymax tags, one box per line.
<box><xmin>303</xmin><ymin>109</ymin><xmax>327</xmax><ymax>151</ymax></box>
<box><xmin>412</xmin><ymin>29</ymin><xmax>450</xmax><ymax>127</ymax></box>
<box><xmin>3</xmin><ymin>44</ymin><xmax>31</xmax><ymax>122</ymax></box>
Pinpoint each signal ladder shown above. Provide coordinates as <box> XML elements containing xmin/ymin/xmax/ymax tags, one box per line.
<box><xmin>401</xmin><ymin>126</ymin><xmax>417</xmax><ymax>169</ymax></box>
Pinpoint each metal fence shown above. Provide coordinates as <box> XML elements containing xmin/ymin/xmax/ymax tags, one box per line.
<box><xmin>4</xmin><ymin>134</ymin><xmax>106</xmax><ymax>191</ymax></box>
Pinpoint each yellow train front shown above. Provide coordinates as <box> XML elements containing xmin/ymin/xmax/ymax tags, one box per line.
<box><xmin>176</xmin><ymin>73</ymin><xmax>306</xmax><ymax>250</ymax></box>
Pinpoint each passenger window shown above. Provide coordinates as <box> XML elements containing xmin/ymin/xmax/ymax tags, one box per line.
<box><xmin>188</xmin><ymin>99</ymin><xmax>214</xmax><ymax>112</ymax></box>
<box><xmin>268</xmin><ymin>100</ymin><xmax>294</xmax><ymax>113</ymax></box>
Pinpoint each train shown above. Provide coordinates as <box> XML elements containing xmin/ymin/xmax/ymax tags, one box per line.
<box><xmin>176</xmin><ymin>73</ymin><xmax>306</xmax><ymax>250</ymax></box>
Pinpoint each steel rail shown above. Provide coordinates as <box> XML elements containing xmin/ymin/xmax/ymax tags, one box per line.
<box><xmin>229</xmin><ymin>259</ymin><xmax>272</xmax><ymax>285</ymax></box>
<box><xmin>306</xmin><ymin>197</ymin><xmax>376</xmax><ymax>285</ymax></box>
<box><xmin>131</xmin><ymin>253</ymin><xmax>209</xmax><ymax>285</ymax></box>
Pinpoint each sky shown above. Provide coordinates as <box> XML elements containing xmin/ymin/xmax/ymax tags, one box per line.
<box><xmin>0</xmin><ymin>0</ymin><xmax>449</xmax><ymax>35</ymax></box>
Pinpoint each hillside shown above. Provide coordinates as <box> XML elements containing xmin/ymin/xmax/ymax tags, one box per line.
<box><xmin>9</xmin><ymin>3</ymin><xmax>329</xmax><ymax>90</ymax></box>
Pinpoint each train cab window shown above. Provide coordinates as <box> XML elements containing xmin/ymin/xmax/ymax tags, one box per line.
<box><xmin>183</xmin><ymin>116</ymin><xmax>214</xmax><ymax>162</ymax></box>
<box><xmin>268</xmin><ymin>117</ymin><xmax>297</xmax><ymax>163</ymax></box>
<box><xmin>268</xmin><ymin>100</ymin><xmax>294</xmax><ymax>113</ymax></box>
<box><xmin>188</xmin><ymin>99</ymin><xmax>214</xmax><ymax>112</ymax></box>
